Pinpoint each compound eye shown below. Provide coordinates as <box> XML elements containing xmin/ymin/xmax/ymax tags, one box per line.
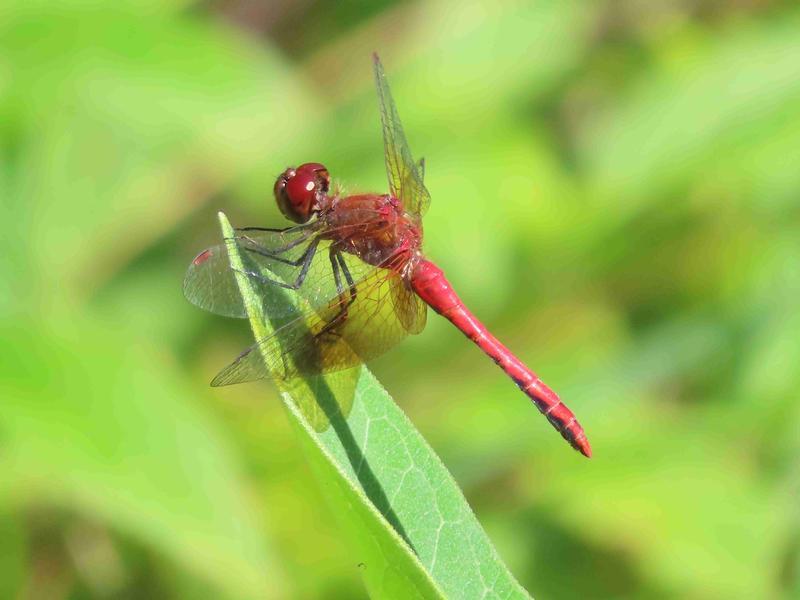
<box><xmin>300</xmin><ymin>162</ymin><xmax>330</xmax><ymax>194</ymax></box>
<box><xmin>274</xmin><ymin>162</ymin><xmax>329</xmax><ymax>223</ymax></box>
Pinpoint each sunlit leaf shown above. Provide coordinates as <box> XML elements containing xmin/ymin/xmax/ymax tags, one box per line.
<box><xmin>218</xmin><ymin>212</ymin><xmax>530</xmax><ymax>599</ymax></box>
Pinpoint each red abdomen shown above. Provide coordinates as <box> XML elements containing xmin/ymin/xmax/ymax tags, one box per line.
<box><xmin>410</xmin><ymin>259</ymin><xmax>591</xmax><ymax>457</ymax></box>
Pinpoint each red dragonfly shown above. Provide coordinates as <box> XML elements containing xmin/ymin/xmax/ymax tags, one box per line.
<box><xmin>184</xmin><ymin>54</ymin><xmax>591</xmax><ymax>457</ymax></box>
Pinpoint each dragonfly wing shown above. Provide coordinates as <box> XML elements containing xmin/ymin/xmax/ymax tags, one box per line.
<box><xmin>211</xmin><ymin>262</ymin><xmax>415</xmax><ymax>386</ymax></box>
<box><xmin>390</xmin><ymin>276</ymin><xmax>427</xmax><ymax>334</ymax></box>
<box><xmin>372</xmin><ymin>54</ymin><xmax>432</xmax><ymax>217</ymax></box>
<box><xmin>183</xmin><ymin>245</ymin><xmax>247</xmax><ymax>318</ymax></box>
<box><xmin>184</xmin><ymin>225</ymin><xmax>345</xmax><ymax>319</ymax></box>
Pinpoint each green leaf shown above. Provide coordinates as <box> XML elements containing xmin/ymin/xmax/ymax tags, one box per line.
<box><xmin>219</xmin><ymin>212</ymin><xmax>530</xmax><ymax>599</ymax></box>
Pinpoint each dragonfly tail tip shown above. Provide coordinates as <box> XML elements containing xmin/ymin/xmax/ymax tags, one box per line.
<box><xmin>574</xmin><ymin>436</ymin><xmax>592</xmax><ymax>458</ymax></box>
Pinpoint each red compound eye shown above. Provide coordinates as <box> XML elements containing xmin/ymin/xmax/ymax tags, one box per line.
<box><xmin>274</xmin><ymin>162</ymin><xmax>330</xmax><ymax>223</ymax></box>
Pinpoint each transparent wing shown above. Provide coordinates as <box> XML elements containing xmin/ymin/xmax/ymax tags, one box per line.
<box><xmin>183</xmin><ymin>226</ymin><xmax>317</xmax><ymax>318</ymax></box>
<box><xmin>185</xmin><ymin>224</ymin><xmax>390</xmax><ymax>322</ymax></box>
<box><xmin>211</xmin><ymin>262</ymin><xmax>424</xmax><ymax>386</ymax></box>
<box><xmin>373</xmin><ymin>53</ymin><xmax>431</xmax><ymax>218</ymax></box>
<box><xmin>390</xmin><ymin>276</ymin><xmax>426</xmax><ymax>334</ymax></box>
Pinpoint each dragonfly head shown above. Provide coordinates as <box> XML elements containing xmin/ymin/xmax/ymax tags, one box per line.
<box><xmin>274</xmin><ymin>162</ymin><xmax>330</xmax><ymax>223</ymax></box>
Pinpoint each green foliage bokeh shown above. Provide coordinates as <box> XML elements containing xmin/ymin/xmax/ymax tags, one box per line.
<box><xmin>1</xmin><ymin>1</ymin><xmax>799</xmax><ymax>598</ymax></box>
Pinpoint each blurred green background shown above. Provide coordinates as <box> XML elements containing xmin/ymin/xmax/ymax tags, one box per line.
<box><xmin>2</xmin><ymin>0</ymin><xmax>799</xmax><ymax>598</ymax></box>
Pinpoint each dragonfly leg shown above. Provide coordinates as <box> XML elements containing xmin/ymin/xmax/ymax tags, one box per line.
<box><xmin>337</xmin><ymin>252</ymin><xmax>358</xmax><ymax>311</ymax></box>
<box><xmin>235</xmin><ymin>237</ymin><xmax>321</xmax><ymax>290</ymax></box>
<box><xmin>236</xmin><ymin>221</ymin><xmax>316</xmax><ymax>233</ymax></box>
<box><xmin>316</xmin><ymin>250</ymin><xmax>358</xmax><ymax>338</ymax></box>
<box><xmin>237</xmin><ymin>226</ymin><xmax>292</xmax><ymax>233</ymax></box>
<box><xmin>240</xmin><ymin>233</ymin><xmax>318</xmax><ymax>267</ymax></box>
<box><xmin>317</xmin><ymin>251</ymin><xmax>356</xmax><ymax>336</ymax></box>
<box><xmin>234</xmin><ymin>229</ymin><xmax>316</xmax><ymax>259</ymax></box>
<box><xmin>320</xmin><ymin>250</ymin><xmax>348</xmax><ymax>334</ymax></box>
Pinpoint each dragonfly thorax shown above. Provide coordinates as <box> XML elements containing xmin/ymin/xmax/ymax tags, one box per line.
<box><xmin>323</xmin><ymin>193</ymin><xmax>422</xmax><ymax>274</ymax></box>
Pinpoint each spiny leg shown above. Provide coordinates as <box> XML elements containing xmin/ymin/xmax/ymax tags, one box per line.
<box><xmin>337</xmin><ymin>252</ymin><xmax>357</xmax><ymax>311</ymax></box>
<box><xmin>316</xmin><ymin>249</ymin><xmax>358</xmax><ymax>338</ymax></box>
<box><xmin>236</xmin><ymin>222</ymin><xmax>315</xmax><ymax>233</ymax></box>
<box><xmin>241</xmin><ymin>232</ymin><xmax>318</xmax><ymax>267</ymax></box>
<box><xmin>315</xmin><ymin>249</ymin><xmax>348</xmax><ymax>337</ymax></box>
<box><xmin>233</xmin><ymin>228</ymin><xmax>317</xmax><ymax>260</ymax></box>
<box><xmin>235</xmin><ymin>237</ymin><xmax>321</xmax><ymax>291</ymax></box>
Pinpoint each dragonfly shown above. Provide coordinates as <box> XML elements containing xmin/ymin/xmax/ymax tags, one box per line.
<box><xmin>184</xmin><ymin>54</ymin><xmax>591</xmax><ymax>457</ymax></box>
